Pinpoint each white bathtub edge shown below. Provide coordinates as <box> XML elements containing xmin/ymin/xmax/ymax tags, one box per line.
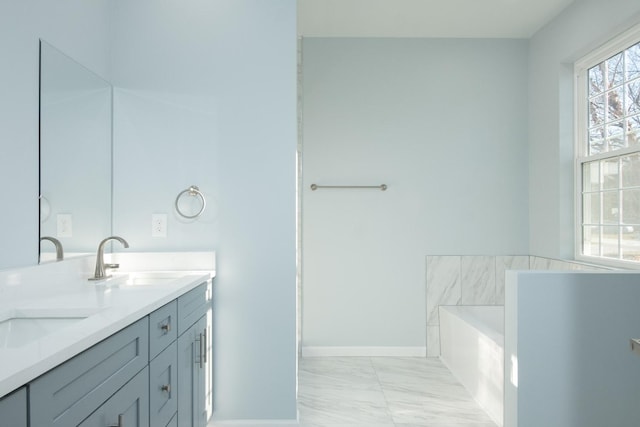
<box><xmin>440</xmin><ymin>306</ymin><xmax>504</xmax><ymax>427</ymax></box>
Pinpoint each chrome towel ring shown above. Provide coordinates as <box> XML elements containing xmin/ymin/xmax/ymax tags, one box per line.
<box><xmin>175</xmin><ymin>185</ymin><xmax>206</xmax><ymax>219</ymax></box>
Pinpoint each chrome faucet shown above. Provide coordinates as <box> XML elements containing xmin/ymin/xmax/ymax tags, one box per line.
<box><xmin>89</xmin><ymin>236</ymin><xmax>129</xmax><ymax>281</ymax></box>
<box><xmin>40</xmin><ymin>236</ymin><xmax>64</xmax><ymax>261</ymax></box>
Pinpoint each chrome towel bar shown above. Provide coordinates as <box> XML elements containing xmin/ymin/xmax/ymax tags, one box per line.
<box><xmin>310</xmin><ymin>184</ymin><xmax>387</xmax><ymax>191</ymax></box>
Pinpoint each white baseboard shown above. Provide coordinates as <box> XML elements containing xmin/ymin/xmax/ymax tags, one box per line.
<box><xmin>301</xmin><ymin>346</ymin><xmax>427</xmax><ymax>357</ymax></box>
<box><xmin>209</xmin><ymin>420</ymin><xmax>299</xmax><ymax>427</ymax></box>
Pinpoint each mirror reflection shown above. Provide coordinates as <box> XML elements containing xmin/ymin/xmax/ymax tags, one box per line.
<box><xmin>39</xmin><ymin>40</ymin><xmax>112</xmax><ymax>262</ymax></box>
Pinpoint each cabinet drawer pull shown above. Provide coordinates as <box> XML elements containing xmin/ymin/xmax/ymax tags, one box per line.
<box><xmin>109</xmin><ymin>414</ymin><xmax>124</xmax><ymax>427</ymax></box>
<box><xmin>161</xmin><ymin>384</ymin><xmax>171</xmax><ymax>393</ymax></box>
<box><xmin>161</xmin><ymin>322</ymin><xmax>171</xmax><ymax>333</ymax></box>
<box><xmin>197</xmin><ymin>333</ymin><xmax>204</xmax><ymax>368</ymax></box>
<box><xmin>203</xmin><ymin>327</ymin><xmax>207</xmax><ymax>364</ymax></box>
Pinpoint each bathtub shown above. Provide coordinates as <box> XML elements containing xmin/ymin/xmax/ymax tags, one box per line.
<box><xmin>439</xmin><ymin>305</ymin><xmax>504</xmax><ymax>427</ymax></box>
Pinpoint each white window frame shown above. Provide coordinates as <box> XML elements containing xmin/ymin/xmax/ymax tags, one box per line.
<box><xmin>575</xmin><ymin>22</ymin><xmax>640</xmax><ymax>269</ymax></box>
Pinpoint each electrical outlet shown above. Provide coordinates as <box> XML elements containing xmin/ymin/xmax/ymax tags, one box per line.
<box><xmin>56</xmin><ymin>213</ymin><xmax>73</xmax><ymax>237</ymax></box>
<box><xmin>151</xmin><ymin>214</ymin><xmax>167</xmax><ymax>237</ymax></box>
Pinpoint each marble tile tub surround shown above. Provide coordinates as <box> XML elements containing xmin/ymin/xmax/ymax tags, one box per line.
<box><xmin>298</xmin><ymin>356</ymin><xmax>497</xmax><ymax>426</ymax></box>
<box><xmin>425</xmin><ymin>255</ymin><xmax>608</xmax><ymax>357</ymax></box>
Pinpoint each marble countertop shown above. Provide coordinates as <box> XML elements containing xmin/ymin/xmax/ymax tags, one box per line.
<box><xmin>0</xmin><ymin>252</ymin><xmax>215</xmax><ymax>398</ymax></box>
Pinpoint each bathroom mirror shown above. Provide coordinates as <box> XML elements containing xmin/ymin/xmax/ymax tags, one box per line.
<box><xmin>39</xmin><ymin>40</ymin><xmax>112</xmax><ymax>262</ymax></box>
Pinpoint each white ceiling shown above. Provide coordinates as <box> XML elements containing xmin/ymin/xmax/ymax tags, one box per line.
<box><xmin>298</xmin><ymin>0</ymin><xmax>576</xmax><ymax>38</ymax></box>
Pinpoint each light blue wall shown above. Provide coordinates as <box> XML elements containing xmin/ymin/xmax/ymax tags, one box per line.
<box><xmin>110</xmin><ymin>0</ymin><xmax>297</xmax><ymax>421</ymax></box>
<box><xmin>528</xmin><ymin>0</ymin><xmax>640</xmax><ymax>259</ymax></box>
<box><xmin>0</xmin><ymin>0</ymin><xmax>111</xmax><ymax>270</ymax></box>
<box><xmin>302</xmin><ymin>38</ymin><xmax>529</xmax><ymax>350</ymax></box>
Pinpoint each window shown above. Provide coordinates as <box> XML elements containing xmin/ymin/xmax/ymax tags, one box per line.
<box><xmin>576</xmin><ymin>25</ymin><xmax>640</xmax><ymax>266</ymax></box>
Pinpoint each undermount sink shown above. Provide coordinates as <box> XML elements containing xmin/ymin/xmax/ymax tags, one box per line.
<box><xmin>0</xmin><ymin>307</ymin><xmax>102</xmax><ymax>349</ymax></box>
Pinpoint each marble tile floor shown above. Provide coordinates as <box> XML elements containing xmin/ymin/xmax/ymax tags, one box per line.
<box><xmin>298</xmin><ymin>356</ymin><xmax>497</xmax><ymax>427</ymax></box>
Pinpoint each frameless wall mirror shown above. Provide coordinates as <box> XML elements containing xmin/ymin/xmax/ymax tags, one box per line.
<box><xmin>39</xmin><ymin>40</ymin><xmax>112</xmax><ymax>262</ymax></box>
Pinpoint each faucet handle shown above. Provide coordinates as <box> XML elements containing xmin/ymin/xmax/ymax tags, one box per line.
<box><xmin>104</xmin><ymin>263</ymin><xmax>120</xmax><ymax>269</ymax></box>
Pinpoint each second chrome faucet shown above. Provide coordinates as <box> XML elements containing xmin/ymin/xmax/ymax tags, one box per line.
<box><xmin>40</xmin><ymin>236</ymin><xmax>64</xmax><ymax>261</ymax></box>
<box><xmin>89</xmin><ymin>236</ymin><xmax>129</xmax><ymax>281</ymax></box>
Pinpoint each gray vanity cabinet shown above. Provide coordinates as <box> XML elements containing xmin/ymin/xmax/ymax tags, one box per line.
<box><xmin>177</xmin><ymin>283</ymin><xmax>209</xmax><ymax>336</ymax></box>
<box><xmin>0</xmin><ymin>387</ymin><xmax>27</xmax><ymax>427</ymax></box>
<box><xmin>149</xmin><ymin>341</ymin><xmax>178</xmax><ymax>426</ymax></box>
<box><xmin>30</xmin><ymin>317</ymin><xmax>149</xmax><ymax>427</ymax></box>
<box><xmin>148</xmin><ymin>300</ymin><xmax>179</xmax><ymax>426</ymax></box>
<box><xmin>149</xmin><ymin>300</ymin><xmax>178</xmax><ymax>360</ymax></box>
<box><xmin>176</xmin><ymin>282</ymin><xmax>209</xmax><ymax>427</ymax></box>
<box><xmin>1</xmin><ymin>280</ymin><xmax>211</xmax><ymax>427</ymax></box>
<box><xmin>78</xmin><ymin>367</ymin><xmax>149</xmax><ymax>427</ymax></box>
<box><xmin>177</xmin><ymin>315</ymin><xmax>208</xmax><ymax>427</ymax></box>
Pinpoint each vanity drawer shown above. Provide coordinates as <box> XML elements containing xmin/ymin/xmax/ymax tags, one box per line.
<box><xmin>30</xmin><ymin>317</ymin><xmax>149</xmax><ymax>427</ymax></box>
<box><xmin>149</xmin><ymin>300</ymin><xmax>177</xmax><ymax>360</ymax></box>
<box><xmin>177</xmin><ymin>282</ymin><xmax>209</xmax><ymax>335</ymax></box>
<box><xmin>149</xmin><ymin>341</ymin><xmax>178</xmax><ymax>427</ymax></box>
<box><xmin>78</xmin><ymin>366</ymin><xmax>149</xmax><ymax>427</ymax></box>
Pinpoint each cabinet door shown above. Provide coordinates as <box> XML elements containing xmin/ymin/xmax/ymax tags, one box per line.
<box><xmin>177</xmin><ymin>315</ymin><xmax>207</xmax><ymax>427</ymax></box>
<box><xmin>195</xmin><ymin>315</ymin><xmax>209</xmax><ymax>426</ymax></box>
<box><xmin>79</xmin><ymin>367</ymin><xmax>149</xmax><ymax>427</ymax></box>
<box><xmin>150</xmin><ymin>341</ymin><xmax>178</xmax><ymax>427</ymax></box>
<box><xmin>0</xmin><ymin>387</ymin><xmax>27</xmax><ymax>427</ymax></box>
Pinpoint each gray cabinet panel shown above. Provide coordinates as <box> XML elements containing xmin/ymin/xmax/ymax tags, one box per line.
<box><xmin>177</xmin><ymin>315</ymin><xmax>207</xmax><ymax>427</ymax></box>
<box><xmin>177</xmin><ymin>319</ymin><xmax>197</xmax><ymax>427</ymax></box>
<box><xmin>177</xmin><ymin>283</ymin><xmax>208</xmax><ymax>335</ymax></box>
<box><xmin>0</xmin><ymin>387</ymin><xmax>27</xmax><ymax>427</ymax></box>
<box><xmin>150</xmin><ymin>340</ymin><xmax>178</xmax><ymax>427</ymax></box>
<box><xmin>166</xmin><ymin>413</ymin><xmax>178</xmax><ymax>427</ymax></box>
<box><xmin>194</xmin><ymin>315</ymin><xmax>208</xmax><ymax>427</ymax></box>
<box><xmin>30</xmin><ymin>317</ymin><xmax>149</xmax><ymax>427</ymax></box>
<box><xmin>79</xmin><ymin>366</ymin><xmax>149</xmax><ymax>427</ymax></box>
<box><xmin>149</xmin><ymin>300</ymin><xmax>177</xmax><ymax>360</ymax></box>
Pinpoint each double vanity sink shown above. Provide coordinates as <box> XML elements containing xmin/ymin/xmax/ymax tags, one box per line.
<box><xmin>0</xmin><ymin>272</ymin><xmax>198</xmax><ymax>350</ymax></box>
<box><xmin>0</xmin><ymin>253</ymin><xmax>215</xmax><ymax>400</ymax></box>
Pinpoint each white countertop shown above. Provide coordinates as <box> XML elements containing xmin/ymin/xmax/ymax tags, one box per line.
<box><xmin>0</xmin><ymin>252</ymin><xmax>215</xmax><ymax>398</ymax></box>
